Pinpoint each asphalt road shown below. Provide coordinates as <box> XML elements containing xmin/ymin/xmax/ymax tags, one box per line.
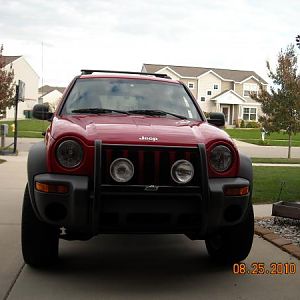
<box><xmin>0</xmin><ymin>152</ymin><xmax>299</xmax><ymax>300</ymax></box>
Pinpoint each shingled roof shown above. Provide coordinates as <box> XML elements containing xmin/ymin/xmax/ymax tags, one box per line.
<box><xmin>1</xmin><ymin>55</ymin><xmax>22</xmax><ymax>66</ymax></box>
<box><xmin>143</xmin><ymin>64</ymin><xmax>268</xmax><ymax>84</ymax></box>
<box><xmin>39</xmin><ymin>85</ymin><xmax>66</xmax><ymax>97</ymax></box>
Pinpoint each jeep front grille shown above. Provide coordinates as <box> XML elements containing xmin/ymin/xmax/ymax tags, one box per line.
<box><xmin>101</xmin><ymin>145</ymin><xmax>201</xmax><ymax>186</ymax></box>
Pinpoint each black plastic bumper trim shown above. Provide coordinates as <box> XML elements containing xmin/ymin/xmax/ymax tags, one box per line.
<box><xmin>92</xmin><ymin>140</ymin><xmax>102</xmax><ymax>233</ymax></box>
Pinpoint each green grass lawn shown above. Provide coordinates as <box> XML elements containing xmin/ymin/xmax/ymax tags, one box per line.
<box><xmin>225</xmin><ymin>128</ymin><xmax>300</xmax><ymax>147</ymax></box>
<box><xmin>251</xmin><ymin>158</ymin><xmax>300</xmax><ymax>164</ymax></box>
<box><xmin>0</xmin><ymin>119</ymin><xmax>49</xmax><ymax>138</ymax></box>
<box><xmin>253</xmin><ymin>166</ymin><xmax>300</xmax><ymax>204</ymax></box>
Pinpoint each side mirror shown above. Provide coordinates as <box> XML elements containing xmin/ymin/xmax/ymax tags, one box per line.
<box><xmin>207</xmin><ymin>112</ymin><xmax>225</xmax><ymax>127</ymax></box>
<box><xmin>32</xmin><ymin>104</ymin><xmax>53</xmax><ymax>120</ymax></box>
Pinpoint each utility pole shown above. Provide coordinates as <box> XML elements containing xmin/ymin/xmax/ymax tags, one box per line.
<box><xmin>13</xmin><ymin>80</ymin><xmax>25</xmax><ymax>154</ymax></box>
<box><xmin>13</xmin><ymin>85</ymin><xmax>19</xmax><ymax>153</ymax></box>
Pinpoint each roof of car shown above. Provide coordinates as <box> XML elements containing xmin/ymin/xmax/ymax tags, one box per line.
<box><xmin>78</xmin><ymin>70</ymin><xmax>179</xmax><ymax>84</ymax></box>
<box><xmin>80</xmin><ymin>74</ymin><xmax>180</xmax><ymax>84</ymax></box>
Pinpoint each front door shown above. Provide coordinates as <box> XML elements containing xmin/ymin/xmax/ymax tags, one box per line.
<box><xmin>222</xmin><ymin>105</ymin><xmax>230</xmax><ymax>124</ymax></box>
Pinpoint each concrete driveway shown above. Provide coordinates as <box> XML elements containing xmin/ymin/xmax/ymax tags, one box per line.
<box><xmin>0</xmin><ymin>152</ymin><xmax>299</xmax><ymax>300</ymax></box>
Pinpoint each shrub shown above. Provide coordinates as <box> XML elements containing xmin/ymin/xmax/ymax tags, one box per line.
<box><xmin>246</xmin><ymin>121</ymin><xmax>260</xmax><ymax>128</ymax></box>
<box><xmin>240</xmin><ymin>120</ymin><xmax>245</xmax><ymax>128</ymax></box>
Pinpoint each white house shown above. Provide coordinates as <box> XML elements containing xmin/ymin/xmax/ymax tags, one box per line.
<box><xmin>142</xmin><ymin>64</ymin><xmax>268</xmax><ymax>126</ymax></box>
<box><xmin>3</xmin><ymin>56</ymin><xmax>39</xmax><ymax>119</ymax></box>
<box><xmin>38</xmin><ymin>85</ymin><xmax>65</xmax><ymax>110</ymax></box>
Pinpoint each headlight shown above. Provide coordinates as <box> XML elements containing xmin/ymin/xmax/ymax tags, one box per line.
<box><xmin>210</xmin><ymin>145</ymin><xmax>232</xmax><ymax>172</ymax></box>
<box><xmin>56</xmin><ymin>140</ymin><xmax>83</xmax><ymax>168</ymax></box>
<box><xmin>110</xmin><ymin>158</ymin><xmax>134</xmax><ymax>183</ymax></box>
<box><xmin>171</xmin><ymin>160</ymin><xmax>194</xmax><ymax>184</ymax></box>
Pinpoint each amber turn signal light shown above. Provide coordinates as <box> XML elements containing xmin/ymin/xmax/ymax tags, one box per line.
<box><xmin>224</xmin><ymin>186</ymin><xmax>249</xmax><ymax>196</ymax></box>
<box><xmin>35</xmin><ymin>182</ymin><xmax>69</xmax><ymax>194</ymax></box>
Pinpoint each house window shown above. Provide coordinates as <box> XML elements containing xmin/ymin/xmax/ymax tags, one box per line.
<box><xmin>243</xmin><ymin>83</ymin><xmax>258</xmax><ymax>97</ymax></box>
<box><xmin>207</xmin><ymin>90</ymin><xmax>212</xmax><ymax>96</ymax></box>
<box><xmin>188</xmin><ymin>82</ymin><xmax>194</xmax><ymax>89</ymax></box>
<box><xmin>201</xmin><ymin>97</ymin><xmax>205</xmax><ymax>102</ymax></box>
<box><xmin>213</xmin><ymin>84</ymin><xmax>219</xmax><ymax>90</ymax></box>
<box><xmin>243</xmin><ymin>107</ymin><xmax>257</xmax><ymax>121</ymax></box>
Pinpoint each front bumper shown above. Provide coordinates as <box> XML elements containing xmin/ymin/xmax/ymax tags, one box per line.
<box><xmin>32</xmin><ymin>173</ymin><xmax>251</xmax><ymax>237</ymax></box>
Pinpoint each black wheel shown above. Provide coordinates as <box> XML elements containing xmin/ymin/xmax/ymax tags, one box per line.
<box><xmin>21</xmin><ymin>184</ymin><xmax>59</xmax><ymax>268</ymax></box>
<box><xmin>205</xmin><ymin>204</ymin><xmax>254</xmax><ymax>264</ymax></box>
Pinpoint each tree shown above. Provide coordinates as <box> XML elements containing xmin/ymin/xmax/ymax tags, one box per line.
<box><xmin>252</xmin><ymin>44</ymin><xmax>300</xmax><ymax>158</ymax></box>
<box><xmin>0</xmin><ymin>44</ymin><xmax>15</xmax><ymax>116</ymax></box>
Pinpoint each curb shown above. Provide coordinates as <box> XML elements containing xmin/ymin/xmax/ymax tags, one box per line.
<box><xmin>254</xmin><ymin>221</ymin><xmax>300</xmax><ymax>260</ymax></box>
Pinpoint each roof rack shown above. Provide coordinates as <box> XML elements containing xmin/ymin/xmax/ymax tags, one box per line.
<box><xmin>80</xmin><ymin>69</ymin><xmax>171</xmax><ymax>79</ymax></box>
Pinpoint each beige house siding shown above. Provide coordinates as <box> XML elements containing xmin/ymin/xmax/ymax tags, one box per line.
<box><xmin>197</xmin><ymin>72</ymin><xmax>221</xmax><ymax>113</ymax></box>
<box><xmin>40</xmin><ymin>90</ymin><xmax>63</xmax><ymax>110</ymax></box>
<box><xmin>221</xmin><ymin>80</ymin><xmax>234</xmax><ymax>92</ymax></box>
<box><xmin>199</xmin><ymin>99</ymin><xmax>217</xmax><ymax>114</ymax></box>
<box><xmin>244</xmin><ymin>78</ymin><xmax>260</xmax><ymax>85</ymax></box>
<box><xmin>5</xmin><ymin>57</ymin><xmax>39</xmax><ymax>119</ymax></box>
<box><xmin>181</xmin><ymin>79</ymin><xmax>198</xmax><ymax>98</ymax></box>
<box><xmin>234</xmin><ymin>83</ymin><xmax>243</xmax><ymax>96</ymax></box>
<box><xmin>197</xmin><ymin>72</ymin><xmax>222</xmax><ymax>100</ymax></box>
<box><xmin>235</xmin><ymin>78</ymin><xmax>260</xmax><ymax>97</ymax></box>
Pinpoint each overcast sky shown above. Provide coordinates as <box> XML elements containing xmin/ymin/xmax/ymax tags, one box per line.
<box><xmin>1</xmin><ymin>0</ymin><xmax>299</xmax><ymax>87</ymax></box>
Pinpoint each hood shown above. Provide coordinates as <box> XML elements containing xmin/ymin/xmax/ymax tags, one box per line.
<box><xmin>50</xmin><ymin>114</ymin><xmax>232</xmax><ymax>147</ymax></box>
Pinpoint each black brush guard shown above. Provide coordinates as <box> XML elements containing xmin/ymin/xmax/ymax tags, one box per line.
<box><xmin>91</xmin><ymin>141</ymin><xmax>209</xmax><ymax>234</ymax></box>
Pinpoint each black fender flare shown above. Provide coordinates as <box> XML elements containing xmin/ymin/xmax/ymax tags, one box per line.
<box><xmin>27</xmin><ymin>141</ymin><xmax>48</xmax><ymax>215</ymax></box>
<box><xmin>238</xmin><ymin>152</ymin><xmax>253</xmax><ymax>198</ymax></box>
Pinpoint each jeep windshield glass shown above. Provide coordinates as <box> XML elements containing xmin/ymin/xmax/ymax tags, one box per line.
<box><xmin>62</xmin><ymin>78</ymin><xmax>202</xmax><ymax>120</ymax></box>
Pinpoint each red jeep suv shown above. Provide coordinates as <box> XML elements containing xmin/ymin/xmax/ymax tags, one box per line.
<box><xmin>22</xmin><ymin>70</ymin><xmax>254</xmax><ymax>267</ymax></box>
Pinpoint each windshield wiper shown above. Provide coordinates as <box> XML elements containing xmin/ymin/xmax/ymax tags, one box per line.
<box><xmin>72</xmin><ymin>108</ymin><xmax>130</xmax><ymax>115</ymax></box>
<box><xmin>128</xmin><ymin>109</ymin><xmax>188</xmax><ymax>120</ymax></box>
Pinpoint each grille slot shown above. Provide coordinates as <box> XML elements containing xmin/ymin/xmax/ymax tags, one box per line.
<box><xmin>101</xmin><ymin>145</ymin><xmax>201</xmax><ymax>186</ymax></box>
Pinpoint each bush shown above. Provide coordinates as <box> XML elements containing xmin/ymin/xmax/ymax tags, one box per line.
<box><xmin>246</xmin><ymin>121</ymin><xmax>260</xmax><ymax>128</ymax></box>
<box><xmin>240</xmin><ymin>120</ymin><xmax>245</xmax><ymax>128</ymax></box>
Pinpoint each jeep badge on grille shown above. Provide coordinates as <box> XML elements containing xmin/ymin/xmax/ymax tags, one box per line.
<box><xmin>139</xmin><ymin>136</ymin><xmax>159</xmax><ymax>142</ymax></box>
<box><xmin>145</xmin><ymin>185</ymin><xmax>159</xmax><ymax>191</ymax></box>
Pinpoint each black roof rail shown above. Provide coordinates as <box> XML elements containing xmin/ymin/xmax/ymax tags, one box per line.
<box><xmin>80</xmin><ymin>69</ymin><xmax>171</xmax><ymax>79</ymax></box>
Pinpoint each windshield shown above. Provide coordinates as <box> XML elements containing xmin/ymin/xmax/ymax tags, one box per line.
<box><xmin>61</xmin><ymin>78</ymin><xmax>202</xmax><ymax>120</ymax></box>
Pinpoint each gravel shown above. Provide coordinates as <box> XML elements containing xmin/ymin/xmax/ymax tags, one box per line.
<box><xmin>255</xmin><ymin>217</ymin><xmax>300</xmax><ymax>246</ymax></box>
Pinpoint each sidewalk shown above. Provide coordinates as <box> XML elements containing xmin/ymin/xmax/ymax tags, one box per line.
<box><xmin>253</xmin><ymin>163</ymin><xmax>300</xmax><ymax>167</ymax></box>
<box><xmin>234</xmin><ymin>139</ymin><xmax>300</xmax><ymax>158</ymax></box>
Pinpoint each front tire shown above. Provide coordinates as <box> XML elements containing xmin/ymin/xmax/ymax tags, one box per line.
<box><xmin>205</xmin><ymin>204</ymin><xmax>254</xmax><ymax>264</ymax></box>
<box><xmin>21</xmin><ymin>184</ymin><xmax>59</xmax><ymax>268</ymax></box>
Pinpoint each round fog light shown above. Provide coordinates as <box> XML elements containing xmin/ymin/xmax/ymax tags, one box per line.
<box><xmin>171</xmin><ymin>160</ymin><xmax>194</xmax><ymax>184</ymax></box>
<box><xmin>110</xmin><ymin>158</ymin><xmax>134</xmax><ymax>183</ymax></box>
